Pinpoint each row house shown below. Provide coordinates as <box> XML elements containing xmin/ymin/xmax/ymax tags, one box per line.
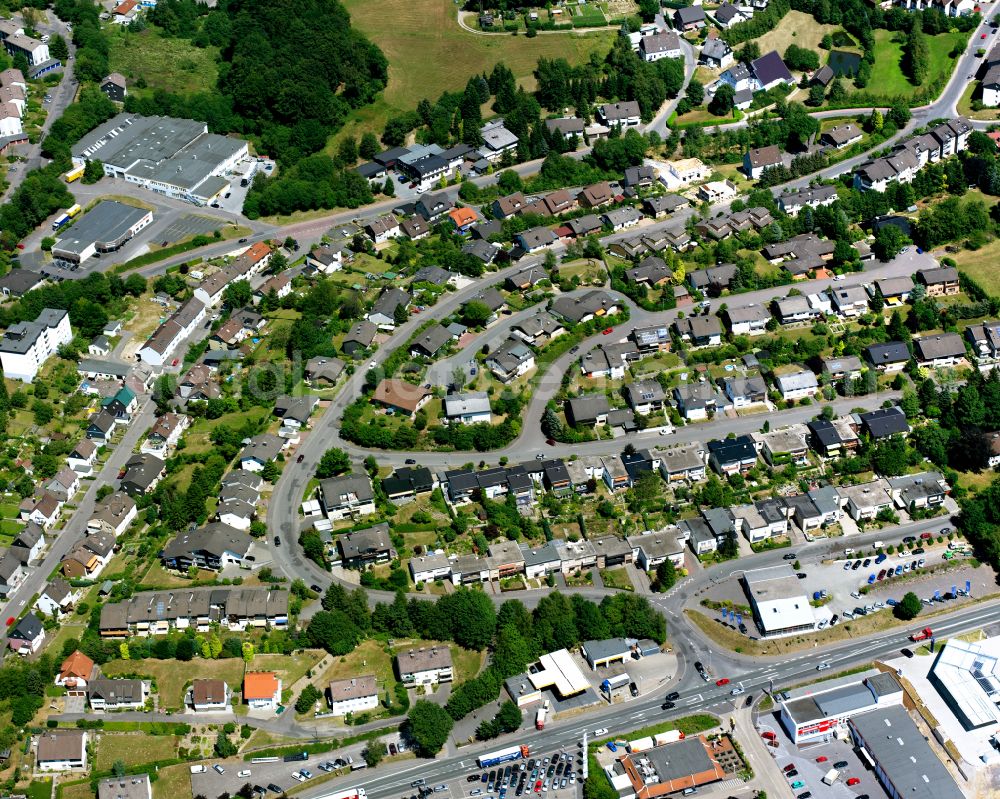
<box><xmin>854</xmin><ymin>118</ymin><xmax>972</xmax><ymax>191</ymax></box>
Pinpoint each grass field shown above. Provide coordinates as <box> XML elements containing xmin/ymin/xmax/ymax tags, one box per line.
<box><xmin>754</xmin><ymin>10</ymin><xmax>839</xmax><ymax>58</ymax></box>
<box><xmin>182</xmin><ymin>405</ymin><xmax>271</xmax><ymax>453</ymax></box>
<box><xmin>954</xmin><ymin>236</ymin><xmax>1000</xmax><ymax>296</ymax></box>
<box><xmin>107</xmin><ymin>26</ymin><xmax>220</xmax><ymax>95</ymax></box>
<box><xmin>103</xmin><ymin>657</ymin><xmax>246</xmax><ymax>710</ymax></box>
<box><xmin>152</xmin><ymin>763</ymin><xmax>192</xmax><ymax>799</ymax></box>
<box><xmin>867</xmin><ymin>29</ymin><xmax>966</xmax><ymax>98</ymax></box>
<box><xmin>95</xmin><ymin>733</ymin><xmax>180</xmax><ymax>770</ymax></box>
<box><xmin>957</xmin><ymin>81</ymin><xmax>1000</xmax><ymax>121</ymax></box>
<box><xmin>333</xmin><ymin>0</ymin><xmax>614</xmax><ymax>148</ymax></box>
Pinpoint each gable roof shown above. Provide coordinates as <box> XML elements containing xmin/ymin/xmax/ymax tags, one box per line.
<box><xmin>243</xmin><ymin>671</ymin><xmax>279</xmax><ymax>700</ymax></box>
<box><xmin>751</xmin><ymin>50</ymin><xmax>793</xmax><ymax>85</ymax></box>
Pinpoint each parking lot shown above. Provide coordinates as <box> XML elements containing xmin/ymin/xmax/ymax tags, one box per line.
<box><xmin>190</xmin><ymin>734</ymin><xmax>384</xmax><ymax>797</ymax></box>
<box><xmin>157</xmin><ymin>213</ymin><xmax>226</xmax><ymax>245</ymax></box>
<box><xmin>763</xmin><ymin>711</ymin><xmax>889</xmax><ymax>799</ymax></box>
<box><xmin>460</xmin><ymin>748</ymin><xmax>582</xmax><ymax>799</ymax></box>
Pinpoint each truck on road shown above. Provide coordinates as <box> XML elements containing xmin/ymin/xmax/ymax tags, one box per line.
<box><xmin>910</xmin><ymin>627</ymin><xmax>933</xmax><ymax>642</ymax></box>
<box><xmin>822</xmin><ymin>768</ymin><xmax>840</xmax><ymax>785</ymax></box>
<box><xmin>477</xmin><ymin>745</ymin><xmax>531</xmax><ymax>769</ymax></box>
<box><xmin>535</xmin><ymin>700</ymin><xmax>551</xmax><ymax>730</ymax></box>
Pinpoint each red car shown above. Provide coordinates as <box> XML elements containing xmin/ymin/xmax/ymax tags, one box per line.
<box><xmin>534</xmin><ymin>781</ymin><xmax>542</xmax><ymax>793</ymax></box>
<box><xmin>171</xmin><ymin>359</ymin><xmax>179</xmax><ymax>366</ymax></box>
<box><xmin>846</xmin><ymin>778</ymin><xmax>860</xmax><ymax>786</ymax></box>
<box><xmin>782</xmin><ymin>764</ymin><xmax>795</xmax><ymax>773</ymax></box>
<box><xmin>920</xmin><ymin>532</ymin><xmax>932</xmax><ymax>539</ymax></box>
<box><xmin>982</xmin><ymin>32</ymin><xmax>987</xmax><ymax>38</ymax></box>
<box><xmin>602</xmin><ymin>327</ymin><xmax>613</xmax><ymax>335</ymax></box>
<box><xmin>715</xmin><ymin>678</ymin><xmax>730</xmax><ymax>687</ymax></box>
<box><xmin>815</xmin><ymin>756</ymin><xmax>827</xmax><ymax>763</ymax></box>
<box><xmin>761</xmin><ymin>732</ymin><xmax>777</xmax><ymax>741</ymax></box>
<box><xmin>15</xmin><ymin>243</ymin><xmax>23</xmax><ymax>249</ymax></box>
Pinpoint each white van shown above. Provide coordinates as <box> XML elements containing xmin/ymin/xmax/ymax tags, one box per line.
<box><xmin>190</xmin><ymin>765</ymin><xmax>207</xmax><ymax>774</ymax></box>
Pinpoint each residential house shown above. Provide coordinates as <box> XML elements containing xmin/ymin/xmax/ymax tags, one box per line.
<box><xmin>807</xmin><ymin>418</ymin><xmax>860</xmax><ymax>458</ymax></box>
<box><xmin>565</xmin><ymin>394</ymin><xmax>610</xmax><ymax>427</ymax></box>
<box><xmin>364</xmin><ymin>214</ymin><xmax>401</xmax><ymax>244</ymax></box>
<box><xmin>830</xmin><ymin>285</ymin><xmax>871</xmax><ymax>317</ymax></box>
<box><xmin>839</xmin><ymin>480</ymin><xmax>893</xmax><ymax>521</ymax></box>
<box><xmin>673</xmin><ymin>316</ymin><xmax>723</xmax><ymax>349</ymax></box>
<box><xmin>372</xmin><ymin>379</ymin><xmax>431</xmax><ymax>419</ymax></box>
<box><xmin>8</xmin><ymin>612</ymin><xmax>44</xmax><ymax>655</ymax></box>
<box><xmin>516</xmin><ymin>226</ymin><xmax>558</xmax><ymax>253</ymax></box>
<box><xmin>913</xmin><ymin>332</ymin><xmax>967</xmax><ymax>368</ymax></box>
<box><xmin>674</xmin><ymin>382</ymin><xmax>723</xmax><ymax>420</ymax></box>
<box><xmin>88</xmin><ymin>492</ymin><xmax>137</xmax><ymax>538</ymax></box>
<box><xmin>753</xmin><ymin>424</ymin><xmax>809</xmax><ymax>466</ymax></box>
<box><xmin>623</xmin><ymin>380</ymin><xmax>667</xmax><ymax>415</ymax></box>
<box><xmin>578</xmin><ymin>182</ymin><xmax>615</xmax><ymax>209</ymax></box>
<box><xmin>326</xmin><ymin>675</ymin><xmax>378</xmax><ymax>715</ymax></box>
<box><xmin>821</xmin><ymin>124</ymin><xmax>863</xmax><ymax>149</ymax></box>
<box><xmin>774</xmin><ymin>295</ymin><xmax>819</xmax><ymax>325</ymax></box>
<box><xmin>0</xmin><ymin>307</ymin><xmax>72</xmax><ymax>383</ymax></box>
<box><xmin>443</xmin><ymin>392</ymin><xmax>492</xmax><ymax>425</ymax></box>
<box><xmin>775</xmin><ymin>370</ymin><xmax>819</xmax><ymax>401</ymax></box>
<box><xmin>36</xmin><ymin>730</ymin><xmax>87</xmax><ymax>771</ymax></box>
<box><xmin>486</xmin><ymin>338</ymin><xmax>535</xmax><ymax>383</ymax></box>
<box><xmin>37</xmin><ymin>578</ymin><xmax>73</xmax><ymax>617</ymax></box>
<box><xmin>628</xmin><ymin>529</ymin><xmax>686</xmax><ymax>570</ymax></box>
<box><xmin>724</xmin><ymin>304</ymin><xmax>771</xmax><ymax>335</ymax></box>
<box><xmin>88</xmin><ymin>678</ymin><xmax>147</xmax><ymax>711</ymax></box>
<box><xmin>666</xmin><ymin>157</ymin><xmax>710</xmax><ymax>186</ymax></box>
<box><xmin>777</xmin><ymin>185</ymin><xmax>838</xmax><ymax>216</ymax></box>
<box><xmin>409</xmin><ymin>324</ymin><xmax>452</xmax><ymax>359</ymax></box>
<box><xmin>305</xmin><ymin>244</ymin><xmax>346</xmax><ymax>273</ymax></box>
<box><xmin>141</xmin><ymin>413</ymin><xmax>189</xmax><ymax>456</ymax></box>
<box><xmin>744</xmin><ymin>145</ymin><xmax>782</xmax><ymax>179</ymax></box>
<box><xmin>335</xmin><ymin>523</ymin><xmax>394</xmax><ymax>569</ymax></box>
<box><xmin>657</xmin><ymin>444</ymin><xmax>706</xmax><ymax>483</ymax></box>
<box><xmin>821</xmin><ymin>355</ymin><xmax>864</xmax><ymax>382</ymax></box>
<box><xmin>238</xmin><ymin>433</ymin><xmax>284</xmax><ymax>473</ymax></box>
<box><xmin>20</xmin><ymin>491</ymin><xmax>61</xmax><ymax>528</ymax></box>
<box><xmin>603</xmin><ymin>206</ymin><xmax>643</xmax><ymax>232</ymax></box>
<box><xmin>342</xmin><ymin>320</ymin><xmax>377</xmax><ymax>357</ymax></box>
<box><xmin>190</xmin><ymin>679</ymin><xmax>230</xmax><ymax>712</ymax></box>
<box><xmin>700</xmin><ymin>37</ymin><xmax>734</xmax><ymax>69</ymax></box>
<box><xmin>46</xmin><ymin>467</ymin><xmax>80</xmax><ymax>501</ymax></box>
<box><xmin>643</xmin><ymin>194</ymin><xmax>688</xmax><ymax>218</ymax></box>
<box><xmin>723</xmin><ymin>375</ymin><xmax>767</xmax><ymax>408</ymax></box>
<box><xmin>56</xmin><ymin>650</ymin><xmax>95</xmax><ymax>693</ymax></box>
<box><xmin>630</xmin><ymin>323</ymin><xmax>672</xmax><ymax>352</ymax></box>
<box><xmin>398</xmin><ymin>647</ymin><xmax>454</xmax><ymax>685</ymax></box>
<box><xmin>707</xmin><ymin>435</ymin><xmax>757</xmax><ymax>475</ymax></box>
<box><xmin>119</xmin><ymin>453</ymin><xmax>165</xmax><ymax>497</ymax></box>
<box><xmin>697</xmin><ymin>180</ymin><xmax>738</xmax><ymax>203</ymax></box>
<box><xmin>597</xmin><ymin>101</ymin><xmax>641</xmax><ymax>127</ymax></box>
<box><xmin>967</xmin><ymin>319</ymin><xmax>1000</xmax><ymax>359</ymax></box>
<box><xmin>549</xmin><ymin>290</ymin><xmax>618</xmax><ymax>325</ymax></box>
<box><xmin>751</xmin><ymin>50</ymin><xmax>794</xmax><ymax>90</ymax></box>
<box><xmin>319</xmin><ymin>473</ymin><xmax>376</xmax><ymax>520</ymax></box>
<box><xmin>639</xmin><ymin>31</ymin><xmax>681</xmax><ymax>61</ymax></box>
<box><xmin>580</xmin><ymin>341</ymin><xmax>637</xmax><ymax>379</ymax></box>
<box><xmin>864</xmin><ymin>341</ymin><xmax>911</xmax><ymax>372</ymax></box>
<box><xmin>674</xmin><ymin>5</ymin><xmax>706</xmax><ymax>29</ymax></box>
<box><xmin>887</xmin><ymin>471</ymin><xmax>949</xmax><ymax>510</ymax></box>
<box><xmin>916</xmin><ymin>265</ymin><xmax>960</xmax><ymax>296</ymax></box>
<box><xmin>859</xmin><ymin>406</ymin><xmax>911</xmax><ymax>439</ymax></box>
<box><xmin>243</xmin><ymin>672</ymin><xmax>282</xmax><ymax>711</ymax></box>
<box><xmin>67</xmin><ymin>439</ymin><xmax>98</xmax><ymax>475</ymax></box>
<box><xmin>512</xmin><ymin>312</ymin><xmax>564</xmax><ymax>346</ymax></box>
<box><xmin>368</xmin><ymin>287</ymin><xmax>410</xmax><ymax>329</ymax></box>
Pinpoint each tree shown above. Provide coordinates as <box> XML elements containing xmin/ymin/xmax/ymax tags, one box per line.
<box><xmin>222</xmin><ymin>280</ymin><xmax>252</xmax><ymax>309</ymax></box>
<box><xmin>888</xmin><ymin>103</ymin><xmax>911</xmax><ymax>128</ymax></box>
<box><xmin>708</xmin><ymin>83</ymin><xmax>735</xmax><ymax>116</ymax></box>
<box><xmin>874</xmin><ymin>224</ymin><xmax>910</xmax><ymax>262</ymax></box>
<box><xmin>364</xmin><ymin>741</ymin><xmax>387</xmax><ymax>767</ymax></box>
<box><xmin>317</xmin><ymin>447</ymin><xmax>351</xmax><ymax>477</ymax></box>
<box><xmin>82</xmin><ymin>160</ymin><xmax>104</xmax><ymax>184</ymax></box>
<box><xmin>360</xmin><ymin>132</ymin><xmax>380</xmax><ymax>160</ymax></box>
<box><xmin>49</xmin><ymin>34</ymin><xmax>69</xmax><ymax>62</ymax></box>
<box><xmin>462</xmin><ymin>300</ymin><xmax>493</xmax><ymax>327</ymax></box>
<box><xmin>685</xmin><ymin>79</ymin><xmax>704</xmax><ymax>107</ymax></box>
<box><xmin>393</xmin><ymin>303</ymin><xmax>409</xmax><ymax>325</ymax></box>
<box><xmin>260</xmin><ymin>461</ymin><xmax>280</xmax><ymax>483</ymax></box>
<box><xmin>295</xmin><ymin>683</ymin><xmax>321</xmax><ymax>713</ymax></box>
<box><xmin>307</xmin><ymin>610</ymin><xmax>362</xmax><ymax>655</ymax></box>
<box><xmin>176</xmin><ymin>637</ymin><xmax>195</xmax><ymax>661</ymax></box>
<box><xmin>806</xmin><ymin>83</ymin><xmax>826</xmax><ymax>107</ymax></box>
<box><xmin>383</xmin><ymin>176</ymin><xmax>395</xmax><ymax>196</ymax></box>
<box><xmin>869</xmin><ymin>108</ymin><xmax>884</xmax><ymax>133</ymax></box>
<box><xmin>214</xmin><ymin>729</ymin><xmax>238</xmax><ymax>758</ymax></box>
<box><xmin>113</xmin><ymin>759</ymin><xmax>127</xmax><ymax>778</ymax></box>
<box><xmin>828</xmin><ymin>78</ymin><xmax>847</xmax><ymax>103</ymax></box>
<box><xmin>654</xmin><ymin>559</ymin><xmax>677</xmax><ymax>592</ymax></box>
<box><xmin>405</xmin><ymin>701</ymin><xmax>454</xmax><ymax>756</ymax></box>
<box><xmin>894</xmin><ymin>591</ymin><xmax>922</xmax><ymax>621</ymax></box>
<box><xmin>738</xmin><ymin>41</ymin><xmax>760</xmax><ymax>64</ymax></box>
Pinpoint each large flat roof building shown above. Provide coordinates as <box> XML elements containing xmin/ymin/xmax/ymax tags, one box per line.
<box><xmin>71</xmin><ymin>114</ymin><xmax>248</xmax><ymax>205</ymax></box>
<box><xmin>742</xmin><ymin>565</ymin><xmax>817</xmax><ymax>638</ymax></box>
<box><xmin>779</xmin><ymin>668</ymin><xmax>903</xmax><ymax>744</ymax></box>
<box><xmin>849</xmin><ymin>705</ymin><xmax>964</xmax><ymax>799</ymax></box>
<box><xmin>929</xmin><ymin>637</ymin><xmax>1000</xmax><ymax>730</ymax></box>
<box><xmin>52</xmin><ymin>201</ymin><xmax>153</xmax><ymax>265</ymax></box>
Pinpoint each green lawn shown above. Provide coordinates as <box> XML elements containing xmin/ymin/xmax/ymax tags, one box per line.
<box><xmin>182</xmin><ymin>405</ymin><xmax>271</xmax><ymax>454</ymax></box>
<box><xmin>95</xmin><ymin>734</ymin><xmax>180</xmax><ymax>770</ymax></box>
<box><xmin>754</xmin><ymin>10</ymin><xmax>840</xmax><ymax>57</ymax></box>
<box><xmin>954</xmin><ymin>236</ymin><xmax>1000</xmax><ymax>297</ymax></box>
<box><xmin>103</xmin><ymin>657</ymin><xmax>247</xmax><ymax>711</ymax></box>
<box><xmin>867</xmin><ymin>29</ymin><xmax>966</xmax><ymax>99</ymax></box>
<box><xmin>107</xmin><ymin>25</ymin><xmax>219</xmax><ymax>95</ymax></box>
<box><xmin>331</xmin><ymin>0</ymin><xmax>614</xmax><ymax>152</ymax></box>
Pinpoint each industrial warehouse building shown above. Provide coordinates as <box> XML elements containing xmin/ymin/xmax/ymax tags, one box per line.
<box><xmin>849</xmin><ymin>705</ymin><xmax>965</xmax><ymax>799</ymax></box>
<box><xmin>51</xmin><ymin>201</ymin><xmax>153</xmax><ymax>266</ymax></box>
<box><xmin>778</xmin><ymin>668</ymin><xmax>903</xmax><ymax>744</ymax></box>
<box><xmin>71</xmin><ymin>114</ymin><xmax>248</xmax><ymax>205</ymax></box>
<box><xmin>505</xmin><ymin>648</ymin><xmax>592</xmax><ymax>707</ymax></box>
<box><xmin>929</xmin><ymin>637</ymin><xmax>1000</xmax><ymax>730</ymax></box>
